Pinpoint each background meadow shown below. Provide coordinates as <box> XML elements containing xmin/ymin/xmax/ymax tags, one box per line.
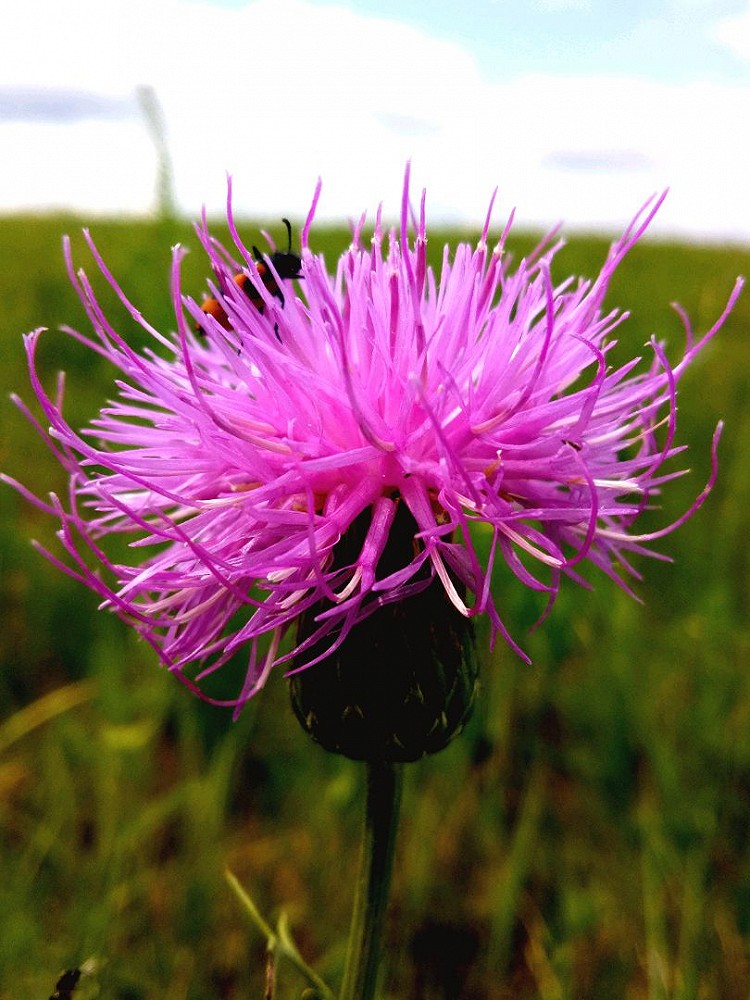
<box><xmin>0</xmin><ymin>213</ymin><xmax>748</xmax><ymax>999</ymax></box>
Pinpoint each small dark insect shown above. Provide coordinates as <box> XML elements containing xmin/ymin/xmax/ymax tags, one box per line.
<box><xmin>199</xmin><ymin>217</ymin><xmax>302</xmax><ymax>333</ymax></box>
<box><xmin>49</xmin><ymin>967</ymin><xmax>81</xmax><ymax>1000</ymax></box>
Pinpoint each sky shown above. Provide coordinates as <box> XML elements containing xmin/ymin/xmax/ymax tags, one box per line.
<box><xmin>1</xmin><ymin>0</ymin><xmax>749</xmax><ymax>241</ymax></box>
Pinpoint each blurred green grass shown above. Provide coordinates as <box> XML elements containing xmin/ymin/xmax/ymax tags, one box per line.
<box><xmin>0</xmin><ymin>212</ymin><xmax>748</xmax><ymax>999</ymax></box>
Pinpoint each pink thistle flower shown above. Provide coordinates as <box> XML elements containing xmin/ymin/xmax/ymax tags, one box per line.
<box><xmin>4</xmin><ymin>167</ymin><xmax>743</xmax><ymax>714</ymax></box>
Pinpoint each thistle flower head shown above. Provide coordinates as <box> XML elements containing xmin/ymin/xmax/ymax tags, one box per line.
<box><xmin>6</xmin><ymin>167</ymin><xmax>742</xmax><ymax>714</ymax></box>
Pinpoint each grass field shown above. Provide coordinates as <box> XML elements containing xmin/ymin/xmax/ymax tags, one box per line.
<box><xmin>0</xmin><ymin>210</ymin><xmax>749</xmax><ymax>999</ymax></box>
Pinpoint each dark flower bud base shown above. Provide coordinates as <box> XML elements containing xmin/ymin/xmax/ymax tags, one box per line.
<box><xmin>289</xmin><ymin>503</ymin><xmax>479</xmax><ymax>762</ymax></box>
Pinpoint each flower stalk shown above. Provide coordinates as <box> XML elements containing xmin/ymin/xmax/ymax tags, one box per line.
<box><xmin>340</xmin><ymin>760</ymin><xmax>403</xmax><ymax>1000</ymax></box>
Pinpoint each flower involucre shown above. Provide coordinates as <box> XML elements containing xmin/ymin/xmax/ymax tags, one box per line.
<box><xmin>7</xmin><ymin>168</ymin><xmax>742</xmax><ymax>712</ymax></box>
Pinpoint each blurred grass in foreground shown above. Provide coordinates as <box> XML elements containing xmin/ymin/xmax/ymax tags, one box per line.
<box><xmin>0</xmin><ymin>212</ymin><xmax>748</xmax><ymax>999</ymax></box>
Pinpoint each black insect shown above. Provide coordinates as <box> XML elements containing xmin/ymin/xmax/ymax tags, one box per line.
<box><xmin>49</xmin><ymin>967</ymin><xmax>80</xmax><ymax>1000</ymax></box>
<box><xmin>199</xmin><ymin>218</ymin><xmax>302</xmax><ymax>334</ymax></box>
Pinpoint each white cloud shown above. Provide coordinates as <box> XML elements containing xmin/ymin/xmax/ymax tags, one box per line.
<box><xmin>536</xmin><ymin>0</ymin><xmax>591</xmax><ymax>11</ymax></box>
<box><xmin>713</xmin><ymin>1</ymin><xmax>750</xmax><ymax>60</ymax></box>
<box><xmin>665</xmin><ymin>0</ymin><xmax>733</xmax><ymax>10</ymax></box>
<box><xmin>0</xmin><ymin>120</ymin><xmax>155</xmax><ymax>213</ymax></box>
<box><xmin>0</xmin><ymin>0</ymin><xmax>748</xmax><ymax>242</ymax></box>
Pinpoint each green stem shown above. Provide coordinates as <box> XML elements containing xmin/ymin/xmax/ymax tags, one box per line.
<box><xmin>225</xmin><ymin>869</ymin><xmax>335</xmax><ymax>999</ymax></box>
<box><xmin>340</xmin><ymin>760</ymin><xmax>403</xmax><ymax>1000</ymax></box>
